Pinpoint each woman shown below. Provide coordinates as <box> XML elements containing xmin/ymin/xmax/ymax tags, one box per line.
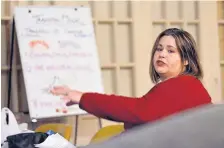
<box><xmin>50</xmin><ymin>28</ymin><xmax>212</xmax><ymax>130</ymax></box>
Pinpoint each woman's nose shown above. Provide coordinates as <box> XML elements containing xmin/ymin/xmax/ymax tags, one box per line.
<box><xmin>159</xmin><ymin>50</ymin><xmax>167</xmax><ymax>58</ymax></box>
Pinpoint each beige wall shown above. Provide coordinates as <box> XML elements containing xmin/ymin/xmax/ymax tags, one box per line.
<box><xmin>1</xmin><ymin>1</ymin><xmax>223</xmax><ymax>146</ymax></box>
<box><xmin>218</xmin><ymin>1</ymin><xmax>224</xmax><ymax>99</ymax></box>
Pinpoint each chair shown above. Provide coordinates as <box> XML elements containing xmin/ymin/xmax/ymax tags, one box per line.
<box><xmin>35</xmin><ymin>123</ymin><xmax>72</xmax><ymax>140</ymax></box>
<box><xmin>90</xmin><ymin>125</ymin><xmax>124</xmax><ymax>144</ymax></box>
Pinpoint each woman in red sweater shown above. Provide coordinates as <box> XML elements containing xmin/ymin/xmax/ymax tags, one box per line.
<box><xmin>51</xmin><ymin>28</ymin><xmax>211</xmax><ymax>129</ymax></box>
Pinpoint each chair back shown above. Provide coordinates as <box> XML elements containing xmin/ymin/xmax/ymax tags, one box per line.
<box><xmin>90</xmin><ymin>125</ymin><xmax>124</xmax><ymax>144</ymax></box>
<box><xmin>35</xmin><ymin>123</ymin><xmax>72</xmax><ymax>140</ymax></box>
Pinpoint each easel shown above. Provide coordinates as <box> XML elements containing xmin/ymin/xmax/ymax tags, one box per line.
<box><xmin>7</xmin><ymin>17</ymin><xmax>102</xmax><ymax>145</ymax></box>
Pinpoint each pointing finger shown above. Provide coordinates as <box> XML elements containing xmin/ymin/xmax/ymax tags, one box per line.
<box><xmin>50</xmin><ymin>86</ymin><xmax>68</xmax><ymax>95</ymax></box>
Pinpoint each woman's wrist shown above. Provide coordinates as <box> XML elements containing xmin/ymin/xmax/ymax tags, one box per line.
<box><xmin>78</xmin><ymin>92</ymin><xmax>84</xmax><ymax>103</ymax></box>
<box><xmin>70</xmin><ymin>90</ymin><xmax>83</xmax><ymax>103</ymax></box>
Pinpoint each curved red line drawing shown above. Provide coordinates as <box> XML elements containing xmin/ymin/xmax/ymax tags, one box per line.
<box><xmin>29</xmin><ymin>40</ymin><xmax>49</xmax><ymax>49</ymax></box>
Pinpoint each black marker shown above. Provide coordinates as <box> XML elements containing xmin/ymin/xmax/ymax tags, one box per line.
<box><xmin>66</xmin><ymin>101</ymin><xmax>77</xmax><ymax>106</ymax></box>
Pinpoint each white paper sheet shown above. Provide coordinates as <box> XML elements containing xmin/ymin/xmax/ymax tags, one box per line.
<box><xmin>34</xmin><ymin>133</ymin><xmax>76</xmax><ymax>148</ymax></box>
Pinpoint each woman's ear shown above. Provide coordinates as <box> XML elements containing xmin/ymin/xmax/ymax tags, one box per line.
<box><xmin>184</xmin><ymin>60</ymin><xmax>188</xmax><ymax>66</ymax></box>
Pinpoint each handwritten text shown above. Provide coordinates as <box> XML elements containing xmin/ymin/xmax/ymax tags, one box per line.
<box><xmin>25</xmin><ymin>52</ymin><xmax>93</xmax><ymax>59</ymax></box>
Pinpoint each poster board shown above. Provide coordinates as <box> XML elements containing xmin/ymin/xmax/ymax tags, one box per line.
<box><xmin>14</xmin><ymin>6</ymin><xmax>104</xmax><ymax>119</ymax></box>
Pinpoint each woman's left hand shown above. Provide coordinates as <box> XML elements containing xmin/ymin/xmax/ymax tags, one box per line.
<box><xmin>50</xmin><ymin>86</ymin><xmax>83</xmax><ymax>106</ymax></box>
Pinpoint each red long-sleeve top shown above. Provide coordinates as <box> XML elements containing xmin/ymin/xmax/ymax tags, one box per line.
<box><xmin>79</xmin><ymin>75</ymin><xmax>212</xmax><ymax>129</ymax></box>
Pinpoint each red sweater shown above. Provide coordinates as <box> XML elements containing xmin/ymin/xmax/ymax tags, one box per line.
<box><xmin>79</xmin><ymin>75</ymin><xmax>212</xmax><ymax>129</ymax></box>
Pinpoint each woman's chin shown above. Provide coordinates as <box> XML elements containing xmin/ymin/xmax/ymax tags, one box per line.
<box><xmin>155</xmin><ymin>68</ymin><xmax>167</xmax><ymax>74</ymax></box>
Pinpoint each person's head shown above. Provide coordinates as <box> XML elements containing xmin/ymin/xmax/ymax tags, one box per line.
<box><xmin>149</xmin><ymin>28</ymin><xmax>203</xmax><ymax>83</ymax></box>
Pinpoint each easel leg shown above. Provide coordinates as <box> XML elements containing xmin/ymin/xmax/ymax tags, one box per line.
<box><xmin>7</xmin><ymin>18</ymin><xmax>15</xmax><ymax>109</ymax></box>
<box><xmin>74</xmin><ymin>115</ymin><xmax>78</xmax><ymax>145</ymax></box>
<box><xmin>74</xmin><ymin>116</ymin><xmax>102</xmax><ymax>145</ymax></box>
<box><xmin>98</xmin><ymin>117</ymin><xmax>102</xmax><ymax>129</ymax></box>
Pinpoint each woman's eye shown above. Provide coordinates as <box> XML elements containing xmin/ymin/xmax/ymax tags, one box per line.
<box><xmin>168</xmin><ymin>50</ymin><xmax>174</xmax><ymax>53</ymax></box>
<box><xmin>156</xmin><ymin>48</ymin><xmax>163</xmax><ymax>51</ymax></box>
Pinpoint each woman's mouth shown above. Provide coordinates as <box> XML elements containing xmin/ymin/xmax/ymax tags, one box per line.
<box><xmin>156</xmin><ymin>60</ymin><xmax>166</xmax><ymax>66</ymax></box>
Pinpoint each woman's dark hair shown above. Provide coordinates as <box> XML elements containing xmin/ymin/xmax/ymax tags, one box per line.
<box><xmin>149</xmin><ymin>28</ymin><xmax>203</xmax><ymax>83</ymax></box>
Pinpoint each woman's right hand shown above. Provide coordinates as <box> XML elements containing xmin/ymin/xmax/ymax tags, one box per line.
<box><xmin>50</xmin><ymin>86</ymin><xmax>83</xmax><ymax>106</ymax></box>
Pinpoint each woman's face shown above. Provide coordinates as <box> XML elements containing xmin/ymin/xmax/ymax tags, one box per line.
<box><xmin>153</xmin><ymin>35</ymin><xmax>186</xmax><ymax>81</ymax></box>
